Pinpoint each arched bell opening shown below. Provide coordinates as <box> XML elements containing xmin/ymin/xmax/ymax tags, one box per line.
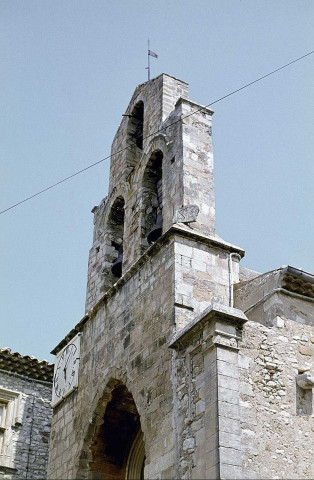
<box><xmin>108</xmin><ymin>196</ymin><xmax>125</xmax><ymax>278</ymax></box>
<box><xmin>126</xmin><ymin>102</ymin><xmax>144</xmax><ymax>166</ymax></box>
<box><xmin>99</xmin><ymin>195</ymin><xmax>126</xmax><ymax>293</ymax></box>
<box><xmin>128</xmin><ymin>101</ymin><xmax>144</xmax><ymax>150</ymax></box>
<box><xmin>140</xmin><ymin>150</ymin><xmax>163</xmax><ymax>252</ymax></box>
<box><xmin>89</xmin><ymin>384</ymin><xmax>145</xmax><ymax>480</ymax></box>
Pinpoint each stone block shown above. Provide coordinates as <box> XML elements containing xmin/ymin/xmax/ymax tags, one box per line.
<box><xmin>218</xmin><ymin>374</ymin><xmax>239</xmax><ymax>392</ymax></box>
<box><xmin>175</xmin><ymin>243</ymin><xmax>193</xmax><ymax>258</ymax></box>
<box><xmin>299</xmin><ymin>345</ymin><xmax>313</xmax><ymax>356</ymax></box>
<box><xmin>219</xmin><ymin>416</ymin><xmax>241</xmax><ymax>435</ymax></box>
<box><xmin>206</xmin><ymin>447</ymin><xmax>219</xmax><ymax>467</ymax></box>
<box><xmin>219</xmin><ymin>446</ymin><xmax>242</xmax><ymax>466</ymax></box>
<box><xmin>191</xmin><ymin>257</ymin><xmax>207</xmax><ymax>273</ymax></box>
<box><xmin>216</xmin><ymin>348</ymin><xmax>238</xmax><ymax>364</ymax></box>
<box><xmin>205</xmin><ymin>433</ymin><xmax>218</xmax><ymax>453</ymax></box>
<box><xmin>217</xmin><ymin>359</ymin><xmax>239</xmax><ymax>379</ymax></box>
<box><xmin>238</xmin><ymin>353</ymin><xmax>251</xmax><ymax>369</ymax></box>
<box><xmin>217</xmin><ymin>387</ymin><xmax>239</xmax><ymax>405</ymax></box>
<box><xmin>219</xmin><ymin>431</ymin><xmax>241</xmax><ymax>450</ymax></box>
<box><xmin>206</xmin><ymin>464</ymin><xmax>219</xmax><ymax>480</ymax></box>
<box><xmin>239</xmin><ymin>382</ymin><xmax>254</xmax><ymax>396</ymax></box>
<box><xmin>218</xmin><ymin>401</ymin><xmax>240</xmax><ymax>420</ymax></box>
<box><xmin>220</xmin><ymin>463</ymin><xmax>243</xmax><ymax>479</ymax></box>
<box><xmin>204</xmin><ymin>402</ymin><xmax>218</xmax><ymax>423</ymax></box>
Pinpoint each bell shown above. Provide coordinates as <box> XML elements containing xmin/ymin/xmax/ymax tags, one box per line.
<box><xmin>111</xmin><ymin>245</ymin><xmax>123</xmax><ymax>277</ymax></box>
<box><xmin>147</xmin><ymin>211</ymin><xmax>163</xmax><ymax>244</ymax></box>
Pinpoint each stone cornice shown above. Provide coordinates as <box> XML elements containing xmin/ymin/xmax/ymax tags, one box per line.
<box><xmin>175</xmin><ymin>97</ymin><xmax>214</xmax><ymax>116</ymax></box>
<box><xmin>169</xmin><ymin>303</ymin><xmax>248</xmax><ymax>351</ymax></box>
<box><xmin>170</xmin><ymin>225</ymin><xmax>244</xmax><ymax>256</ymax></box>
<box><xmin>51</xmin><ymin>226</ymin><xmax>244</xmax><ymax>355</ymax></box>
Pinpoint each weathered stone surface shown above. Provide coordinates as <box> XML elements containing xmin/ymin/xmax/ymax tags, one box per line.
<box><xmin>47</xmin><ymin>74</ymin><xmax>314</xmax><ymax>480</ymax></box>
<box><xmin>0</xmin><ymin>362</ymin><xmax>52</xmax><ymax>479</ymax></box>
<box><xmin>238</xmin><ymin>318</ymin><xmax>314</xmax><ymax>479</ymax></box>
<box><xmin>174</xmin><ymin>204</ymin><xmax>199</xmax><ymax>224</ymax></box>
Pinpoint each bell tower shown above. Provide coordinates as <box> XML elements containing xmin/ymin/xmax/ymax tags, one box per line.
<box><xmin>49</xmin><ymin>74</ymin><xmax>247</xmax><ymax>480</ymax></box>
<box><xmin>85</xmin><ymin>74</ymin><xmax>221</xmax><ymax>312</ymax></box>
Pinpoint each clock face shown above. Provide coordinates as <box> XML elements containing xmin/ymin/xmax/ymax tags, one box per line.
<box><xmin>52</xmin><ymin>335</ymin><xmax>80</xmax><ymax>407</ymax></box>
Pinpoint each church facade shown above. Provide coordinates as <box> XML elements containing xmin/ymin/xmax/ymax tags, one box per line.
<box><xmin>48</xmin><ymin>74</ymin><xmax>314</xmax><ymax>479</ymax></box>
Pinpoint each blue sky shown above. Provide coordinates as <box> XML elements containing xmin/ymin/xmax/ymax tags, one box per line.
<box><xmin>1</xmin><ymin>0</ymin><xmax>313</xmax><ymax>361</ymax></box>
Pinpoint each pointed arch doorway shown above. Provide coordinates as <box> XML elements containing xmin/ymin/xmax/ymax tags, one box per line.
<box><xmin>125</xmin><ymin>429</ymin><xmax>145</xmax><ymax>479</ymax></box>
<box><xmin>90</xmin><ymin>383</ymin><xmax>145</xmax><ymax>480</ymax></box>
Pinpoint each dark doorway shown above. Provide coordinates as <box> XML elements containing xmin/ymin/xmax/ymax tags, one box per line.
<box><xmin>90</xmin><ymin>384</ymin><xmax>145</xmax><ymax>479</ymax></box>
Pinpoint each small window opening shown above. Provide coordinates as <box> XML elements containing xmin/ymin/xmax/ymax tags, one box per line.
<box><xmin>0</xmin><ymin>401</ymin><xmax>7</xmax><ymax>454</ymax></box>
<box><xmin>296</xmin><ymin>372</ymin><xmax>314</xmax><ymax>416</ymax></box>
<box><xmin>296</xmin><ymin>385</ymin><xmax>312</xmax><ymax>416</ymax></box>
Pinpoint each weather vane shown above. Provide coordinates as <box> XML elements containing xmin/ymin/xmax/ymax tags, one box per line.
<box><xmin>146</xmin><ymin>38</ymin><xmax>158</xmax><ymax>81</ymax></box>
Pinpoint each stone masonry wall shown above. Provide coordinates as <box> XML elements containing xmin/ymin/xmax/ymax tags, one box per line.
<box><xmin>0</xmin><ymin>371</ymin><xmax>52</xmax><ymax>479</ymax></box>
<box><xmin>48</xmin><ymin>239</ymin><xmax>177</xmax><ymax>479</ymax></box>
<box><xmin>49</xmin><ymin>226</ymin><xmax>244</xmax><ymax>479</ymax></box>
<box><xmin>179</xmin><ymin>98</ymin><xmax>215</xmax><ymax>235</ymax></box>
<box><xmin>170</xmin><ymin>300</ymin><xmax>314</xmax><ymax>480</ymax></box>
<box><xmin>169</xmin><ymin>304</ymin><xmax>247</xmax><ymax>480</ymax></box>
<box><xmin>174</xmin><ymin>233</ymin><xmax>240</xmax><ymax>329</ymax></box>
<box><xmin>238</xmin><ymin>318</ymin><xmax>314</xmax><ymax>479</ymax></box>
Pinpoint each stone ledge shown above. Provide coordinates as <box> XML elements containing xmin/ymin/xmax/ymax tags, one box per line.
<box><xmin>0</xmin><ymin>466</ymin><xmax>18</xmax><ymax>474</ymax></box>
<box><xmin>51</xmin><ymin>226</ymin><xmax>244</xmax><ymax>355</ymax></box>
<box><xmin>175</xmin><ymin>97</ymin><xmax>214</xmax><ymax>116</ymax></box>
<box><xmin>169</xmin><ymin>303</ymin><xmax>248</xmax><ymax>350</ymax></box>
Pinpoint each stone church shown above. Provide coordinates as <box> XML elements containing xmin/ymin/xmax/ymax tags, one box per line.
<box><xmin>48</xmin><ymin>74</ymin><xmax>314</xmax><ymax>479</ymax></box>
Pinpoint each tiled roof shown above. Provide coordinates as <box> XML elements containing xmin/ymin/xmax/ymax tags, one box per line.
<box><xmin>281</xmin><ymin>274</ymin><xmax>314</xmax><ymax>299</ymax></box>
<box><xmin>0</xmin><ymin>348</ymin><xmax>54</xmax><ymax>383</ymax></box>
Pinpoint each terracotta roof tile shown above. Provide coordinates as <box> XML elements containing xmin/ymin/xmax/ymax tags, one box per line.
<box><xmin>0</xmin><ymin>348</ymin><xmax>54</xmax><ymax>383</ymax></box>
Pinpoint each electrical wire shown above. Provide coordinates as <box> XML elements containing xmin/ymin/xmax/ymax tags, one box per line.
<box><xmin>1</xmin><ymin>49</ymin><xmax>314</xmax><ymax>216</ymax></box>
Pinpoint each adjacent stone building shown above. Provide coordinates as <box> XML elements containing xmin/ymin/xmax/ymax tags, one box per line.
<box><xmin>48</xmin><ymin>74</ymin><xmax>314</xmax><ymax>479</ymax></box>
<box><xmin>0</xmin><ymin>348</ymin><xmax>53</xmax><ymax>479</ymax></box>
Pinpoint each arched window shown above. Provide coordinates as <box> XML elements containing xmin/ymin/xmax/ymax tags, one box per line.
<box><xmin>126</xmin><ymin>102</ymin><xmax>144</xmax><ymax>173</ymax></box>
<box><xmin>141</xmin><ymin>150</ymin><xmax>163</xmax><ymax>250</ymax></box>
<box><xmin>108</xmin><ymin>196</ymin><xmax>125</xmax><ymax>278</ymax></box>
<box><xmin>128</xmin><ymin>101</ymin><xmax>144</xmax><ymax>150</ymax></box>
<box><xmin>90</xmin><ymin>384</ymin><xmax>145</xmax><ymax>480</ymax></box>
<box><xmin>100</xmin><ymin>196</ymin><xmax>125</xmax><ymax>293</ymax></box>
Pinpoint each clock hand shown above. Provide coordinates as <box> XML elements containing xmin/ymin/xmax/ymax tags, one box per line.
<box><xmin>64</xmin><ymin>347</ymin><xmax>75</xmax><ymax>369</ymax></box>
<box><xmin>64</xmin><ymin>354</ymin><xmax>71</xmax><ymax>369</ymax></box>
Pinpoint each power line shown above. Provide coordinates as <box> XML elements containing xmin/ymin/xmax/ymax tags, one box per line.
<box><xmin>1</xmin><ymin>49</ymin><xmax>314</xmax><ymax>216</ymax></box>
